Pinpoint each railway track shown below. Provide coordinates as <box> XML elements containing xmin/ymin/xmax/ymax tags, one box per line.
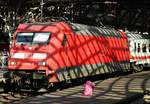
<box><xmin>0</xmin><ymin>88</ymin><xmax>49</xmax><ymax>103</ymax></box>
<box><xmin>0</xmin><ymin>91</ymin><xmax>28</xmax><ymax>103</ymax></box>
<box><xmin>0</xmin><ymin>69</ymin><xmax>150</xmax><ymax>104</ymax></box>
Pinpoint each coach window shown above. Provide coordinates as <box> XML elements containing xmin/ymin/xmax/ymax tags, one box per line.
<box><xmin>142</xmin><ymin>44</ymin><xmax>146</xmax><ymax>52</ymax></box>
<box><xmin>149</xmin><ymin>44</ymin><xmax>150</xmax><ymax>52</ymax></box>
<box><xmin>137</xmin><ymin>43</ymin><xmax>140</xmax><ymax>52</ymax></box>
<box><xmin>134</xmin><ymin>43</ymin><xmax>136</xmax><ymax>52</ymax></box>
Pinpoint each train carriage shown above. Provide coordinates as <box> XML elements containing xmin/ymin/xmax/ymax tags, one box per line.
<box><xmin>3</xmin><ymin>21</ymin><xmax>149</xmax><ymax>91</ymax></box>
<box><xmin>127</xmin><ymin>32</ymin><xmax>150</xmax><ymax>72</ymax></box>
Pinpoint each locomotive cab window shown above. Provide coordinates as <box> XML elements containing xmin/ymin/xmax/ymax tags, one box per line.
<box><xmin>16</xmin><ymin>32</ymin><xmax>51</xmax><ymax>45</ymax></box>
<box><xmin>33</xmin><ymin>33</ymin><xmax>51</xmax><ymax>44</ymax></box>
<box><xmin>142</xmin><ymin>44</ymin><xmax>146</xmax><ymax>53</ymax></box>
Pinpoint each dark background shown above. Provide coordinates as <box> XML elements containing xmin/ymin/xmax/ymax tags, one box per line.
<box><xmin>0</xmin><ymin>0</ymin><xmax>150</xmax><ymax>34</ymax></box>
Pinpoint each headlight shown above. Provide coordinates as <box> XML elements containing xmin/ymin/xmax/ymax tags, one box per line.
<box><xmin>32</xmin><ymin>53</ymin><xmax>47</xmax><ymax>59</ymax></box>
<box><xmin>38</xmin><ymin>61</ymin><xmax>46</xmax><ymax>66</ymax></box>
<box><xmin>11</xmin><ymin>53</ymin><xmax>25</xmax><ymax>59</ymax></box>
<box><xmin>9</xmin><ymin>61</ymin><xmax>17</xmax><ymax>66</ymax></box>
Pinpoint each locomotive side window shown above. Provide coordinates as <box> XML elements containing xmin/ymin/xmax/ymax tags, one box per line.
<box><xmin>142</xmin><ymin>44</ymin><xmax>147</xmax><ymax>53</ymax></box>
<box><xmin>137</xmin><ymin>43</ymin><xmax>140</xmax><ymax>52</ymax></box>
<box><xmin>61</xmin><ymin>34</ymin><xmax>67</xmax><ymax>46</ymax></box>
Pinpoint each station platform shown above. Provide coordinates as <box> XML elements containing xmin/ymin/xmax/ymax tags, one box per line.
<box><xmin>0</xmin><ymin>70</ymin><xmax>150</xmax><ymax>104</ymax></box>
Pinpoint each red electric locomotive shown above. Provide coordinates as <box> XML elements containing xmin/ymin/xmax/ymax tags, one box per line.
<box><xmin>4</xmin><ymin>21</ymin><xmax>147</xmax><ymax>91</ymax></box>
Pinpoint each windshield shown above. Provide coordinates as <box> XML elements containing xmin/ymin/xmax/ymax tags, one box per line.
<box><xmin>16</xmin><ymin>32</ymin><xmax>51</xmax><ymax>45</ymax></box>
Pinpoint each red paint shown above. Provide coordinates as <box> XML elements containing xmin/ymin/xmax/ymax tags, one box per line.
<box><xmin>131</xmin><ymin>56</ymin><xmax>150</xmax><ymax>60</ymax></box>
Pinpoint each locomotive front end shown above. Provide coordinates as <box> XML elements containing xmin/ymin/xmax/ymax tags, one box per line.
<box><xmin>9</xmin><ymin>32</ymin><xmax>51</xmax><ymax>71</ymax></box>
<box><xmin>5</xmin><ymin>23</ymin><xmax>56</xmax><ymax>91</ymax></box>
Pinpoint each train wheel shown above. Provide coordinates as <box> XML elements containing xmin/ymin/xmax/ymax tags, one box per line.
<box><xmin>132</xmin><ymin>64</ymin><xmax>143</xmax><ymax>72</ymax></box>
<box><xmin>46</xmin><ymin>83</ymin><xmax>59</xmax><ymax>92</ymax></box>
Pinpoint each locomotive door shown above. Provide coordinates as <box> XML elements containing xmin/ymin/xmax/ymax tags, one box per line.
<box><xmin>61</xmin><ymin>33</ymin><xmax>75</xmax><ymax>81</ymax></box>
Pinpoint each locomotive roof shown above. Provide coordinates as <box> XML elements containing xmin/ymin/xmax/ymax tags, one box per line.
<box><xmin>70</xmin><ymin>23</ymin><xmax>122</xmax><ymax>38</ymax></box>
<box><xmin>22</xmin><ymin>22</ymin><xmax>55</xmax><ymax>25</ymax></box>
<box><xmin>19</xmin><ymin>21</ymin><xmax>124</xmax><ymax>38</ymax></box>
